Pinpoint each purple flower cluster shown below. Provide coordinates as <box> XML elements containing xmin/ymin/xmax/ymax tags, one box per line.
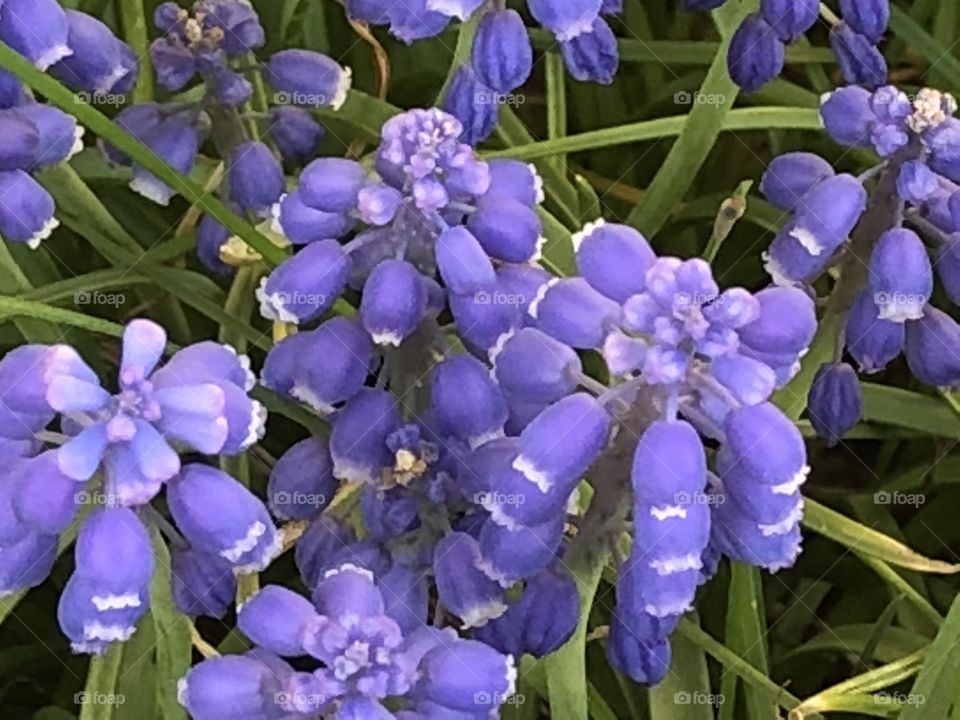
<box><xmin>106</xmin><ymin>1</ymin><xmax>347</xmax><ymax>215</ymax></box>
<box><xmin>685</xmin><ymin>0</ymin><xmax>889</xmax><ymax>93</ymax></box>
<box><xmin>340</xmin><ymin>0</ymin><xmax>621</xmax><ymax>145</ymax></box>
<box><xmin>444</xmin><ymin>0</ymin><xmax>621</xmax><ymax>144</ymax></box>
<box><xmin>557</xmin><ymin>222</ymin><xmax>815</xmax><ymax>682</ymax></box>
<box><xmin>761</xmin><ymin>84</ymin><xmax>960</xmax><ymax>443</ymax></box>
<box><xmin>253</xmin><ymin>95</ymin><xmax>817</xmax><ymax>684</ymax></box>
<box><xmin>180</xmin><ymin>567</ymin><xmax>516</xmax><ymax>719</ymax></box>
<box><xmin>0</xmin><ymin>319</ymin><xmax>277</xmax><ymax>653</ymax></box>
<box><xmin>0</xmin><ymin>1</ymin><xmax>139</xmax><ymax>249</ymax></box>
<box><xmin>257</xmin><ymin>107</ymin><xmax>545</xmax><ymax>335</ymax></box>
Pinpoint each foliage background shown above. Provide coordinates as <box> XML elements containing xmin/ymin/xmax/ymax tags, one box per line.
<box><xmin>4</xmin><ymin>0</ymin><xmax>960</xmax><ymax>718</ymax></box>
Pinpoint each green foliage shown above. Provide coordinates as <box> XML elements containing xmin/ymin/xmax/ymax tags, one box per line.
<box><xmin>4</xmin><ymin>1</ymin><xmax>960</xmax><ymax>719</ymax></box>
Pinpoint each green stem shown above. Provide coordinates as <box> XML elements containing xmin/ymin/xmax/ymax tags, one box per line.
<box><xmin>790</xmin><ymin>649</ymin><xmax>926</xmax><ymax>718</ymax></box>
<box><xmin>545</xmin><ymin>53</ymin><xmax>568</xmax><ymax>171</ymax></box>
<box><xmin>677</xmin><ymin>619</ymin><xmax>808</xmax><ymax>713</ymax></box>
<box><xmin>0</xmin><ymin>41</ymin><xmax>285</xmax><ymax>265</ymax></box>
<box><xmin>703</xmin><ymin>180</ymin><xmax>752</xmax><ymax>262</ymax></box>
<box><xmin>855</xmin><ymin>552</ymin><xmax>943</xmax><ymax>628</ymax></box>
<box><xmin>118</xmin><ymin>0</ymin><xmax>155</xmax><ymax>102</ymax></box>
<box><xmin>0</xmin><ymin>241</ymin><xmax>60</xmax><ymax>342</ymax></box>
<box><xmin>485</xmin><ymin>107</ymin><xmax>821</xmax><ymax>161</ymax></box>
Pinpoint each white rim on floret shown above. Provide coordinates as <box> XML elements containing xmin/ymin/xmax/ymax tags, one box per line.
<box><xmin>458</xmin><ymin>597</ymin><xmax>509</xmax><ymax>629</ymax></box>
<box><xmin>235</xmin><ymin>528</ymin><xmax>283</xmax><ymax>574</ymax></box>
<box><xmin>240</xmin><ymin>400</ymin><xmax>268</xmax><ymax>450</ymax></box>
<box><xmin>323</xmin><ymin>563</ymin><xmax>375</xmax><ymax>582</ymax></box>
<box><xmin>94</xmin><ymin>64</ymin><xmax>130</xmax><ymax>95</ymax></box>
<box><xmin>330</xmin><ymin>67</ymin><xmax>353</xmax><ymax>112</ymax></box>
<box><xmin>290</xmin><ymin>382</ymin><xmax>336</xmax><ymax>415</ymax></box>
<box><xmin>468</xmin><ymin>426</ymin><xmax>505</xmax><ymax>450</ymax></box>
<box><xmin>26</xmin><ymin>216</ymin><xmax>60</xmax><ymax>250</ymax></box>
<box><xmin>425</xmin><ymin>0</ymin><xmax>475</xmax><ymax>20</ymax></box>
<box><xmin>554</xmin><ymin>14</ymin><xmax>597</xmax><ymax>42</ymax></box>
<box><xmin>220</xmin><ymin>520</ymin><xmax>267</xmax><ymax>563</ymax></box>
<box><xmin>788</xmin><ymin>224</ymin><xmax>827</xmax><ymax>256</ymax></box>
<box><xmin>370</xmin><ymin>330</ymin><xmax>405</xmax><ymax>347</ymax></box>
<box><xmin>68</xmin><ymin>126</ymin><xmax>87</xmax><ymax>162</ymax></box>
<box><xmin>645</xmin><ymin>597</ymin><xmax>693</xmax><ymax>618</ymax></box>
<box><xmin>511</xmin><ymin>454</ymin><xmax>552</xmax><ymax>493</ymax></box>
<box><xmin>130</xmin><ymin>175</ymin><xmax>175</xmax><ymax>206</ymax></box>
<box><xmin>332</xmin><ymin>457</ymin><xmax>378</xmax><ymax>485</ymax></box>
<box><xmin>649</xmin><ymin>504</ymin><xmax>688</xmax><ymax>521</ymax></box>
<box><xmin>527</xmin><ymin>278</ymin><xmax>559</xmax><ymax>319</ymax></box>
<box><xmin>649</xmin><ymin>553</ymin><xmax>703</xmax><ymax>576</ymax></box>
<box><xmin>255</xmin><ymin>277</ymin><xmax>301</xmax><ymax>324</ymax></box>
<box><xmin>487</xmin><ymin>329</ymin><xmax>516</xmax><ymax>366</ymax></box>
<box><xmin>758</xmin><ymin>499</ymin><xmax>805</xmax><ymax>538</ymax></box>
<box><xmin>35</xmin><ymin>44</ymin><xmax>73</xmax><ymax>72</ymax></box>
<box><xmin>91</xmin><ymin>592</ymin><xmax>142</xmax><ymax>611</ymax></box>
<box><xmin>529</xmin><ymin>164</ymin><xmax>545</xmax><ymax>205</ymax></box>
<box><xmin>571</xmin><ymin>218</ymin><xmax>606</xmax><ymax>252</ymax></box>
<box><xmin>771</xmin><ymin>464</ymin><xmax>810</xmax><ymax>495</ymax></box>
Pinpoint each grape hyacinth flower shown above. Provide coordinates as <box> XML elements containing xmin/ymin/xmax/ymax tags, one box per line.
<box><xmin>180</xmin><ymin>564</ymin><xmax>517</xmax><ymax>718</ymax></box>
<box><xmin>260</xmin><ymin>108</ymin><xmax>549</xmax><ymax>357</ymax></box>
<box><xmin>0</xmin><ymin>319</ymin><xmax>275</xmax><ymax>653</ymax></box>
<box><xmin>761</xmin><ymin>83</ymin><xmax>960</xmax><ymax>443</ymax></box>
<box><xmin>58</xmin><ymin>508</ymin><xmax>154</xmax><ymax>654</ymax></box>
<box><xmin>52</xmin><ymin>9</ymin><xmax>138</xmax><ymax>94</ymax></box>
<box><xmin>111</xmin><ymin>0</ymin><xmax>350</xmax><ymax>218</ymax></box>
<box><xmin>336</xmin><ymin>0</ymin><xmax>620</xmax><ymax>144</ymax></box>
<box><xmin>686</xmin><ymin>0</ymin><xmax>890</xmax><ymax>93</ymax></box>
<box><xmin>31</xmin><ymin>319</ymin><xmax>267</xmax><ymax>506</ymax></box>
<box><xmin>0</xmin><ymin>21</ymin><xmax>108</xmax><ymax>252</ymax></box>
